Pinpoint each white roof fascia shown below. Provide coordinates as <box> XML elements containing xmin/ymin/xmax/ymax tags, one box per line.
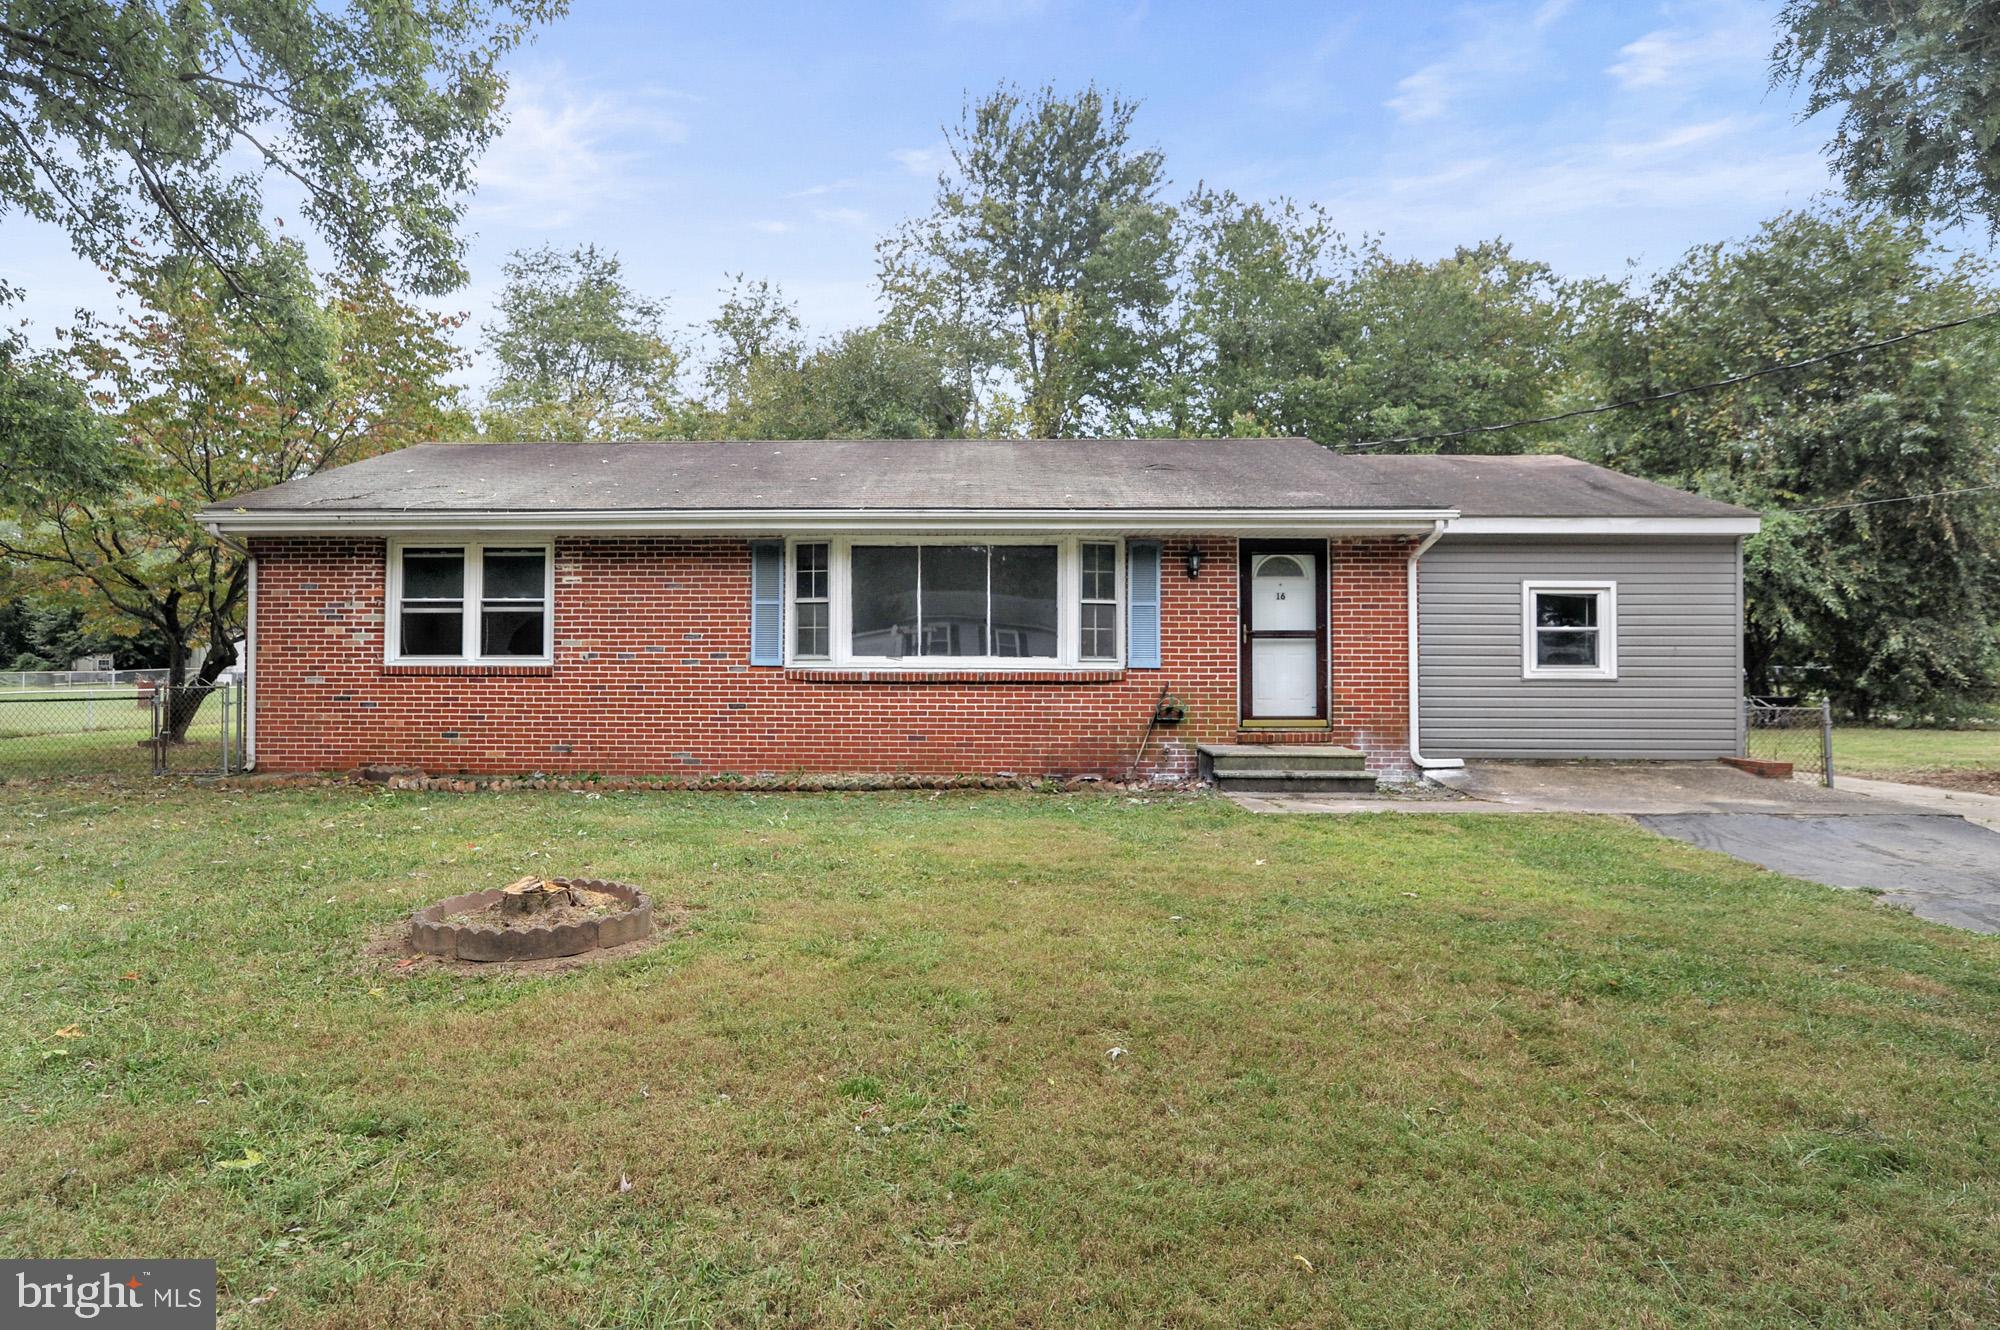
<box><xmin>202</xmin><ymin>506</ymin><xmax>1461</xmax><ymax>538</ymax></box>
<box><xmin>1443</xmin><ymin>515</ymin><xmax>1761</xmax><ymax>537</ymax></box>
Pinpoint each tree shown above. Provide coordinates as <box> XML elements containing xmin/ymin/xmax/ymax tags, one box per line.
<box><xmin>1774</xmin><ymin>1</ymin><xmax>2000</xmax><ymax>233</ymax></box>
<box><xmin>880</xmin><ymin>83</ymin><xmax>1176</xmax><ymax>437</ymax></box>
<box><xmin>1156</xmin><ymin>188</ymin><xmax>1347</xmax><ymax>438</ymax></box>
<box><xmin>480</xmin><ymin>244</ymin><xmax>689</xmax><ymax>440</ymax></box>
<box><xmin>1575</xmin><ymin>208</ymin><xmax>2000</xmax><ymax>718</ymax></box>
<box><xmin>702</xmin><ymin>275</ymin><xmax>804</xmax><ymax>415</ymax></box>
<box><xmin>713</xmin><ymin>328</ymin><xmax>971</xmax><ymax>441</ymax></box>
<box><xmin>0</xmin><ymin>243</ymin><xmax>466</xmax><ymax>737</ymax></box>
<box><xmin>696</xmin><ymin>278</ymin><xmax>968</xmax><ymax>440</ymax></box>
<box><xmin>0</xmin><ymin>327</ymin><xmax>115</xmax><ymax>502</ymax></box>
<box><xmin>1308</xmin><ymin>240</ymin><xmax>1590</xmax><ymax>452</ymax></box>
<box><xmin>0</xmin><ymin>0</ymin><xmax>565</xmax><ymax>295</ymax></box>
<box><xmin>1163</xmin><ymin>193</ymin><xmax>1587</xmax><ymax>451</ymax></box>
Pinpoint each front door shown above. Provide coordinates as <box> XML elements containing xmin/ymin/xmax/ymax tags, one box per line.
<box><xmin>1240</xmin><ymin>542</ymin><xmax>1326</xmax><ymax>722</ymax></box>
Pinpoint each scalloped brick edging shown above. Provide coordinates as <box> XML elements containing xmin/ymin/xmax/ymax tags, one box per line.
<box><xmin>409</xmin><ymin>877</ymin><xmax>653</xmax><ymax>962</ymax></box>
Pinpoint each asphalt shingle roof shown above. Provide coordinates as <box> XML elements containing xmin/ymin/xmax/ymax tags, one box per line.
<box><xmin>204</xmin><ymin>438</ymin><xmax>1754</xmax><ymax>520</ymax></box>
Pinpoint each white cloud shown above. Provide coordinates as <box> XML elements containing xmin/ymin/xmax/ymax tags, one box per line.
<box><xmin>1607</xmin><ymin>3</ymin><xmax>1769</xmax><ymax>91</ymax></box>
<box><xmin>788</xmin><ymin>177</ymin><xmax>862</xmax><ymax>199</ymax></box>
<box><xmin>1320</xmin><ymin>114</ymin><xmax>1831</xmax><ymax>269</ymax></box>
<box><xmin>890</xmin><ymin>144</ymin><xmax>950</xmax><ymax>176</ymax></box>
<box><xmin>472</xmin><ymin>71</ymin><xmax>689</xmax><ymax>228</ymax></box>
<box><xmin>814</xmin><ymin>206</ymin><xmax>872</xmax><ymax>229</ymax></box>
<box><xmin>1385</xmin><ymin>0</ymin><xmax>1573</xmax><ymax>124</ymax></box>
<box><xmin>749</xmin><ymin>219</ymin><xmax>794</xmax><ymax>235</ymax></box>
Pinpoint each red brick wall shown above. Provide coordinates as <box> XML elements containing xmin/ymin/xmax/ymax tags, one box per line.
<box><xmin>247</xmin><ymin>535</ymin><xmax>1413</xmax><ymax>780</ymax></box>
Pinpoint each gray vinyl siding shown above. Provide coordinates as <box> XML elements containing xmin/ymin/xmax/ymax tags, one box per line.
<box><xmin>1418</xmin><ymin>537</ymin><xmax>1744</xmax><ymax>759</ymax></box>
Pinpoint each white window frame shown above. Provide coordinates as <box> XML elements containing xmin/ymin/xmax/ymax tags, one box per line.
<box><xmin>386</xmin><ymin>538</ymin><xmax>555</xmax><ymax>665</ymax></box>
<box><xmin>784</xmin><ymin>535</ymin><xmax>1125</xmax><ymax>670</ymax></box>
<box><xmin>1521</xmin><ymin>580</ymin><xmax>1617</xmax><ymax>680</ymax></box>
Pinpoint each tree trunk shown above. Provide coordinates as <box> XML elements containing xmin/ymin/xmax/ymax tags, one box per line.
<box><xmin>498</xmin><ymin>877</ymin><xmax>580</xmax><ymax>915</ymax></box>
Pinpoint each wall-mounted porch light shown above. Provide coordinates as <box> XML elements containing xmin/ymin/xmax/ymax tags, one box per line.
<box><xmin>1184</xmin><ymin>548</ymin><xmax>1203</xmax><ymax>580</ymax></box>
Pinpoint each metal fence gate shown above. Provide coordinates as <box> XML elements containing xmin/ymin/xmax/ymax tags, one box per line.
<box><xmin>150</xmin><ymin>681</ymin><xmax>247</xmax><ymax>776</ymax></box>
<box><xmin>1744</xmin><ymin>697</ymin><xmax>1834</xmax><ymax>786</ymax></box>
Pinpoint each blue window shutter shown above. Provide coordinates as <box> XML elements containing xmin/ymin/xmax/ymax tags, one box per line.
<box><xmin>750</xmin><ymin>540</ymin><xmax>783</xmax><ymax>665</ymax></box>
<box><xmin>1127</xmin><ymin>540</ymin><xmax>1161</xmax><ymax>668</ymax></box>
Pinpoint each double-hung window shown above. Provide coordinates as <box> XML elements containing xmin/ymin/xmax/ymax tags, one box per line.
<box><xmin>787</xmin><ymin>538</ymin><xmax>1123</xmax><ymax>668</ymax></box>
<box><xmin>1522</xmin><ymin>581</ymin><xmax>1616</xmax><ymax>679</ymax></box>
<box><xmin>389</xmin><ymin>541</ymin><xmax>552</xmax><ymax>664</ymax></box>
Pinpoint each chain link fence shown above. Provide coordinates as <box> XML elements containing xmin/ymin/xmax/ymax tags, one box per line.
<box><xmin>1744</xmin><ymin>697</ymin><xmax>1834</xmax><ymax>786</ymax></box>
<box><xmin>150</xmin><ymin>683</ymin><xmax>246</xmax><ymax>776</ymax></box>
<box><xmin>0</xmin><ymin>681</ymin><xmax>243</xmax><ymax>779</ymax></box>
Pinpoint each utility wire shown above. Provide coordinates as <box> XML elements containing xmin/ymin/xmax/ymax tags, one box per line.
<box><xmin>1339</xmin><ymin>307</ymin><xmax>2000</xmax><ymax>451</ymax></box>
<box><xmin>1788</xmin><ymin>482</ymin><xmax>2000</xmax><ymax>515</ymax></box>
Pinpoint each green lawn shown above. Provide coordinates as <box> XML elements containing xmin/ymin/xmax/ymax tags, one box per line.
<box><xmin>1834</xmin><ymin>725</ymin><xmax>2000</xmax><ymax>782</ymax></box>
<box><xmin>2</xmin><ymin>787</ymin><xmax>1996</xmax><ymax>1328</ymax></box>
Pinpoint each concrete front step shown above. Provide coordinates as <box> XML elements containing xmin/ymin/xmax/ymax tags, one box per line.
<box><xmin>1198</xmin><ymin>742</ymin><xmax>1368</xmax><ymax>773</ymax></box>
<box><xmin>1210</xmin><ymin>768</ymin><xmax>1382</xmax><ymax>795</ymax></box>
<box><xmin>1198</xmin><ymin>743</ymin><xmax>1378</xmax><ymax>794</ymax></box>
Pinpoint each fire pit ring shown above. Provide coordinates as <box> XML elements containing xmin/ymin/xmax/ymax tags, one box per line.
<box><xmin>409</xmin><ymin>877</ymin><xmax>654</xmax><ymax>962</ymax></box>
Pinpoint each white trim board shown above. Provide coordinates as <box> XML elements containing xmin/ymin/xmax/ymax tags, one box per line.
<box><xmin>201</xmin><ymin>506</ymin><xmax>1457</xmax><ymax>538</ymax></box>
<box><xmin>1445</xmin><ymin>516</ymin><xmax>1760</xmax><ymax>536</ymax></box>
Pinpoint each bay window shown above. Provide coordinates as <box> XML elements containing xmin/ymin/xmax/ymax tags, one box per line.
<box><xmin>389</xmin><ymin>541</ymin><xmax>552</xmax><ymax>663</ymax></box>
<box><xmin>787</xmin><ymin>537</ymin><xmax>1124</xmax><ymax>668</ymax></box>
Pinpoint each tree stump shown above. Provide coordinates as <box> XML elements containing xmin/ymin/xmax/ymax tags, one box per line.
<box><xmin>497</xmin><ymin>876</ymin><xmax>581</xmax><ymax>916</ymax></box>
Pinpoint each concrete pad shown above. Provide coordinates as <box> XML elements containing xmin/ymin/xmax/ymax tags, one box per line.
<box><xmin>1227</xmin><ymin>761</ymin><xmax>1938</xmax><ymax>817</ymax></box>
<box><xmin>1636</xmin><ymin>813</ymin><xmax>2000</xmax><ymax>934</ymax></box>
<box><xmin>1435</xmin><ymin>760</ymin><xmax>1927</xmax><ymax>815</ymax></box>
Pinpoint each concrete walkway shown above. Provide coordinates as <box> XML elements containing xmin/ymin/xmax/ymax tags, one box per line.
<box><xmin>1227</xmin><ymin>761</ymin><xmax>2000</xmax><ymax>934</ymax></box>
<box><xmin>1820</xmin><ymin>773</ymin><xmax>2000</xmax><ymax>832</ymax></box>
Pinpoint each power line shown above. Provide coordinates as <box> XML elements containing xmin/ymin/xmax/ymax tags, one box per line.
<box><xmin>1339</xmin><ymin>307</ymin><xmax>2000</xmax><ymax>451</ymax></box>
<box><xmin>1789</xmin><ymin>482</ymin><xmax>2000</xmax><ymax>515</ymax></box>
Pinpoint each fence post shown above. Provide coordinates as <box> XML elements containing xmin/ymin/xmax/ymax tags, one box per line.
<box><xmin>149</xmin><ymin>687</ymin><xmax>162</xmax><ymax>776</ymax></box>
<box><xmin>218</xmin><ymin>685</ymin><xmax>230</xmax><ymax>777</ymax></box>
<box><xmin>1820</xmin><ymin>697</ymin><xmax>1834</xmax><ymax>788</ymax></box>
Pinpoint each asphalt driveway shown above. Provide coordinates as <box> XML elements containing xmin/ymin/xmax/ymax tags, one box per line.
<box><xmin>1636</xmin><ymin>811</ymin><xmax>2000</xmax><ymax>933</ymax></box>
<box><xmin>1232</xmin><ymin>761</ymin><xmax>2000</xmax><ymax>933</ymax></box>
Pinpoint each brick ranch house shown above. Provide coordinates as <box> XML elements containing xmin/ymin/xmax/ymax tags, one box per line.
<box><xmin>199</xmin><ymin>438</ymin><xmax>1761</xmax><ymax>786</ymax></box>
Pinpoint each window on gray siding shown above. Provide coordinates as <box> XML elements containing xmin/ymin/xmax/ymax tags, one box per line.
<box><xmin>1523</xmin><ymin>581</ymin><xmax>1617</xmax><ymax>679</ymax></box>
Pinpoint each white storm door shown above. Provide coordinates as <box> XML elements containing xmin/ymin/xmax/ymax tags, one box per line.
<box><xmin>1244</xmin><ymin>550</ymin><xmax>1322</xmax><ymax>719</ymax></box>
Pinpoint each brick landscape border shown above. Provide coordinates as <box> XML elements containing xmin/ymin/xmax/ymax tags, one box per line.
<box><xmin>409</xmin><ymin>877</ymin><xmax>653</xmax><ymax>962</ymax></box>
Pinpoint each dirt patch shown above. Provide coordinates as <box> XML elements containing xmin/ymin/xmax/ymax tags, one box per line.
<box><xmin>364</xmin><ymin>900</ymin><xmax>695</xmax><ymax>977</ymax></box>
<box><xmin>1855</xmin><ymin>767</ymin><xmax>2000</xmax><ymax>796</ymax></box>
<box><xmin>438</xmin><ymin>883</ymin><xmax>629</xmax><ymax>930</ymax></box>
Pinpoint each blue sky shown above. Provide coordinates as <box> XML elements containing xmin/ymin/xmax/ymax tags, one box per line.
<box><xmin>2</xmin><ymin>0</ymin><xmax>1842</xmax><ymax>379</ymax></box>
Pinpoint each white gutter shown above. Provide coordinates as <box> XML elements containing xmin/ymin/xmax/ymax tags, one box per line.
<box><xmin>1444</xmin><ymin>515</ymin><xmax>1761</xmax><ymax>536</ymax></box>
<box><xmin>199</xmin><ymin>505</ymin><xmax>1459</xmax><ymax>539</ymax></box>
<box><xmin>1406</xmin><ymin>520</ymin><xmax>1461</xmax><ymax>773</ymax></box>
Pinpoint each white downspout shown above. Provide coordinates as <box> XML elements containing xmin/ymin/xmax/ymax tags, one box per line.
<box><xmin>1407</xmin><ymin>520</ymin><xmax>1461</xmax><ymax>772</ymax></box>
<box><xmin>244</xmin><ymin>553</ymin><xmax>258</xmax><ymax>770</ymax></box>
